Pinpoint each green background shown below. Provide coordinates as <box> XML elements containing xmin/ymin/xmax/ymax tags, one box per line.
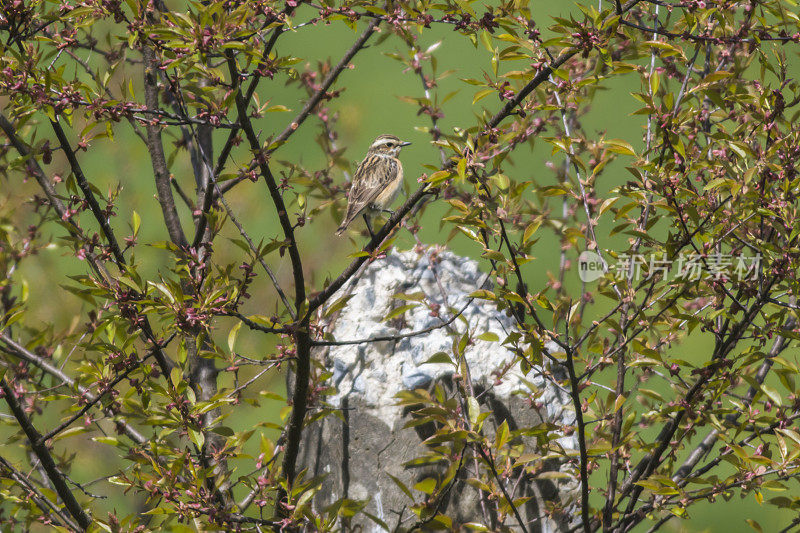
<box><xmin>3</xmin><ymin>1</ymin><xmax>796</xmax><ymax>531</ymax></box>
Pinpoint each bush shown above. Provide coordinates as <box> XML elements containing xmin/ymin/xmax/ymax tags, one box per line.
<box><xmin>2</xmin><ymin>0</ymin><xmax>800</xmax><ymax>531</ymax></box>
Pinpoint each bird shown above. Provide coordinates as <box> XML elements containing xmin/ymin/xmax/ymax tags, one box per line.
<box><xmin>336</xmin><ymin>134</ymin><xmax>411</xmax><ymax>236</ymax></box>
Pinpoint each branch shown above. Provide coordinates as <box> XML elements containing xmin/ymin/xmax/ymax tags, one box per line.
<box><xmin>0</xmin><ymin>114</ymin><xmax>73</xmax><ymax>229</ymax></box>
<box><xmin>209</xmin><ymin>181</ymin><xmax>297</xmax><ymax>319</ymax></box>
<box><xmin>50</xmin><ymin>119</ymin><xmax>128</xmax><ymax>264</ymax></box>
<box><xmin>226</xmin><ymin>312</ymin><xmax>291</xmax><ymax>335</ymax></box>
<box><xmin>487</xmin><ymin>0</ymin><xmax>643</xmax><ymax>131</ymax></box>
<box><xmin>3</xmin><ymin>114</ymin><xmax>174</xmax><ymax>378</ymax></box>
<box><xmin>310</xmin><ymin>296</ymin><xmax>473</xmax><ymax>346</ymax></box>
<box><xmin>0</xmin><ymin>331</ymin><xmax>148</xmax><ymax>445</ymax></box>
<box><xmin>1</xmin><ymin>378</ymin><xmax>91</xmax><ymax>530</ymax></box>
<box><xmin>226</xmin><ymin>51</ymin><xmax>309</xmax><ymax>514</ymax></box>
<box><xmin>474</xmin><ymin>444</ymin><xmax>530</xmax><ymax>533</ymax></box>
<box><xmin>614</xmin><ymin>282</ymin><xmax>776</xmax><ymax>528</ymax></box>
<box><xmin>142</xmin><ymin>44</ymin><xmax>189</xmax><ymax>249</ymax></box>
<box><xmin>203</xmin><ymin>5</ymin><xmax>295</xmax><ymax>230</ymax></box>
<box><xmin>36</xmin><ymin>337</ymin><xmax>172</xmax><ymax>445</ymax></box>
<box><xmin>216</xmin><ymin>17</ymin><xmax>381</xmax><ymax>198</ymax></box>
<box><xmin>306</xmin><ymin>183</ymin><xmax>433</xmax><ymax>315</ymax></box>
<box><xmin>268</xmin><ymin>18</ymin><xmax>380</xmax><ymax>153</ymax></box>
<box><xmin>671</xmin><ymin>319</ymin><xmax>793</xmax><ymax>482</ymax></box>
<box><xmin>0</xmin><ymin>453</ymin><xmax>80</xmax><ymax>531</ymax></box>
<box><xmin>564</xmin><ymin>346</ymin><xmax>591</xmax><ymax>533</ymax></box>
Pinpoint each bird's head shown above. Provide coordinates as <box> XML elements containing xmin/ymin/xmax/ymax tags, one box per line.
<box><xmin>367</xmin><ymin>134</ymin><xmax>411</xmax><ymax>157</ymax></box>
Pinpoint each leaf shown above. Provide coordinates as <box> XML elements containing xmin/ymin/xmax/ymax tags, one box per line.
<box><xmin>614</xmin><ymin>394</ymin><xmax>626</xmax><ymax>413</ymax></box>
<box><xmin>472</xmin><ymin>89</ymin><xmax>494</xmax><ymax>104</ymax></box>
<box><xmin>467</xmin><ymin>396</ymin><xmax>480</xmax><ymax>426</ymax></box>
<box><xmin>642</xmin><ymin>40</ymin><xmax>685</xmax><ymax>58</ymax></box>
<box><xmin>383</xmin><ymin>304</ymin><xmax>417</xmax><ymax>321</ymax></box>
<box><xmin>479</xmin><ymin>30</ymin><xmax>494</xmax><ymax>53</ymax></box>
<box><xmin>760</xmin><ymin>384</ymin><xmax>782</xmax><ymax>406</ymax></box>
<box><xmin>776</xmin><ymin>428</ymin><xmax>800</xmax><ymax>447</ymax></box>
<box><xmin>457</xmin><ymin>157</ymin><xmax>467</xmax><ymax>179</ymax></box>
<box><xmin>228</xmin><ymin>320</ymin><xmax>242</xmax><ymax>353</ymax></box>
<box><xmin>463</xmin><ymin>523</ymin><xmax>491</xmax><ymax>531</ymax></box>
<box><xmin>746</xmin><ymin>519</ymin><xmax>763</xmax><ymax>533</ymax></box>
<box><xmin>482</xmin><ymin>249</ymin><xmax>506</xmax><ymax>262</ymax></box>
<box><xmin>523</xmin><ymin>220</ymin><xmax>541</xmax><ymax>242</ymax></box>
<box><xmin>52</xmin><ymin>427</ymin><xmax>88</xmax><ymax>441</ymax></box>
<box><xmin>423</xmin><ymin>352</ymin><xmax>453</xmax><ymax>365</ymax></box>
<box><xmin>393</xmin><ymin>292</ymin><xmax>425</xmax><ymax>302</ymax></box>
<box><xmin>414</xmin><ymin>477</ymin><xmax>437</xmax><ymax>494</ymax></box>
<box><xmin>93</xmin><ymin>436</ymin><xmax>121</xmax><ymax>447</ymax></box>
<box><xmin>210</xmin><ymin>426</ymin><xmax>234</xmax><ymax>437</ymax></box>
<box><xmin>604</xmin><ymin>139</ymin><xmax>636</xmax><ymax>156</ymax></box>
<box><xmin>495</xmin><ymin>420</ymin><xmax>509</xmax><ymax>449</ymax></box>
<box><xmin>649</xmin><ymin>71</ymin><xmax>660</xmax><ymax>95</ymax></box>
<box><xmin>189</xmin><ymin>429</ymin><xmax>204</xmax><ymax>448</ymax></box>
<box><xmin>325</xmin><ymin>294</ymin><xmax>354</xmax><ymax>317</ymax></box>
<box><xmin>427</xmin><ymin>170</ymin><xmax>452</xmax><ymax>185</ymax></box>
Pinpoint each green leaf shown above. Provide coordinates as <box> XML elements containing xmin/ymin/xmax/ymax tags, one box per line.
<box><xmin>467</xmin><ymin>396</ymin><xmax>480</xmax><ymax>426</ymax></box>
<box><xmin>325</xmin><ymin>294</ymin><xmax>355</xmax><ymax>317</ymax></box>
<box><xmin>228</xmin><ymin>320</ymin><xmax>242</xmax><ymax>353</ymax></box>
<box><xmin>423</xmin><ymin>352</ymin><xmax>454</xmax><ymax>365</ymax></box>
<box><xmin>414</xmin><ymin>477</ymin><xmax>437</xmax><ymax>494</ymax></box>
<box><xmin>383</xmin><ymin>304</ymin><xmax>417</xmax><ymax>321</ymax></box>
<box><xmin>604</xmin><ymin>139</ymin><xmax>636</xmax><ymax>156</ymax></box>
<box><xmin>132</xmin><ymin>210</ymin><xmax>141</xmax><ymax>234</ymax></box>
<box><xmin>495</xmin><ymin>419</ymin><xmax>509</xmax><ymax>449</ymax></box>
<box><xmin>760</xmin><ymin>384</ymin><xmax>782</xmax><ymax>407</ymax></box>
<box><xmin>479</xmin><ymin>30</ymin><xmax>494</xmax><ymax>53</ymax></box>
<box><xmin>746</xmin><ymin>519</ymin><xmax>763</xmax><ymax>533</ymax></box>
<box><xmin>388</xmin><ymin>473</ymin><xmax>414</xmax><ymax>500</ymax></box>
<box><xmin>523</xmin><ymin>220</ymin><xmax>541</xmax><ymax>242</ymax></box>
<box><xmin>52</xmin><ymin>427</ymin><xmax>88</xmax><ymax>441</ymax></box>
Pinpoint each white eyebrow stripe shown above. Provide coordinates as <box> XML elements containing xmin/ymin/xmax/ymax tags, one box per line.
<box><xmin>371</xmin><ymin>138</ymin><xmax>397</xmax><ymax>148</ymax></box>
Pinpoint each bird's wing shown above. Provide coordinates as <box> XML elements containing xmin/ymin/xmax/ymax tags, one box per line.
<box><xmin>338</xmin><ymin>156</ymin><xmax>398</xmax><ymax>231</ymax></box>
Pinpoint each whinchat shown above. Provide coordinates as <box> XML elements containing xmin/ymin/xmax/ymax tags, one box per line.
<box><xmin>336</xmin><ymin>134</ymin><xmax>411</xmax><ymax>236</ymax></box>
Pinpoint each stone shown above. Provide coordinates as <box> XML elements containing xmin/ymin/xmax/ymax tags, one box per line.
<box><xmin>300</xmin><ymin>248</ymin><xmax>578</xmax><ymax>532</ymax></box>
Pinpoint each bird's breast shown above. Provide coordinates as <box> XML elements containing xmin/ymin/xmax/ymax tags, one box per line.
<box><xmin>372</xmin><ymin>160</ymin><xmax>403</xmax><ymax>208</ymax></box>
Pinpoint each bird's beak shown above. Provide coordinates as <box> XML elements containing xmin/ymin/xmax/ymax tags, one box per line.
<box><xmin>400</xmin><ymin>141</ymin><xmax>412</xmax><ymax>147</ymax></box>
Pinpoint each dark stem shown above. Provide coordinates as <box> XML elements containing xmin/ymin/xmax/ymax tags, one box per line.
<box><xmin>564</xmin><ymin>347</ymin><xmax>591</xmax><ymax>533</ymax></box>
<box><xmin>0</xmin><ymin>453</ymin><xmax>80</xmax><ymax>531</ymax></box>
<box><xmin>142</xmin><ymin>44</ymin><xmax>189</xmax><ymax>249</ymax></box>
<box><xmin>1</xmin><ymin>378</ymin><xmax>92</xmax><ymax>530</ymax></box>
<box><xmin>227</xmin><ymin>52</ymin><xmax>309</xmax><ymax>515</ymax></box>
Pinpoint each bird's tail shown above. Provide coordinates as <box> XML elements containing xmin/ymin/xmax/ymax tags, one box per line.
<box><xmin>335</xmin><ymin>220</ymin><xmax>349</xmax><ymax>236</ymax></box>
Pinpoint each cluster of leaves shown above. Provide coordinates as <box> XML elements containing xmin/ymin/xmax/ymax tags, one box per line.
<box><xmin>3</xmin><ymin>0</ymin><xmax>800</xmax><ymax>531</ymax></box>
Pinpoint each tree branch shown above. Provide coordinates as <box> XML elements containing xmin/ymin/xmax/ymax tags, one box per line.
<box><xmin>226</xmin><ymin>51</ymin><xmax>309</xmax><ymax>515</ymax></box>
<box><xmin>0</xmin><ymin>331</ymin><xmax>148</xmax><ymax>445</ymax></box>
<box><xmin>142</xmin><ymin>44</ymin><xmax>189</xmax><ymax>249</ymax></box>
<box><xmin>0</xmin><ymin>453</ymin><xmax>80</xmax><ymax>531</ymax></box>
<box><xmin>1</xmin><ymin>377</ymin><xmax>91</xmax><ymax>530</ymax></box>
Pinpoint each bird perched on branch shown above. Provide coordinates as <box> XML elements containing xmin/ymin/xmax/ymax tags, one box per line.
<box><xmin>336</xmin><ymin>134</ymin><xmax>411</xmax><ymax>236</ymax></box>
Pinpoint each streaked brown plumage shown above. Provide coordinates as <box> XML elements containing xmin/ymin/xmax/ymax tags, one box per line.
<box><xmin>336</xmin><ymin>134</ymin><xmax>411</xmax><ymax>236</ymax></box>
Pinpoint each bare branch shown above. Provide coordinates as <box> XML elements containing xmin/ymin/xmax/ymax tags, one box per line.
<box><xmin>141</xmin><ymin>45</ymin><xmax>189</xmax><ymax>249</ymax></box>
